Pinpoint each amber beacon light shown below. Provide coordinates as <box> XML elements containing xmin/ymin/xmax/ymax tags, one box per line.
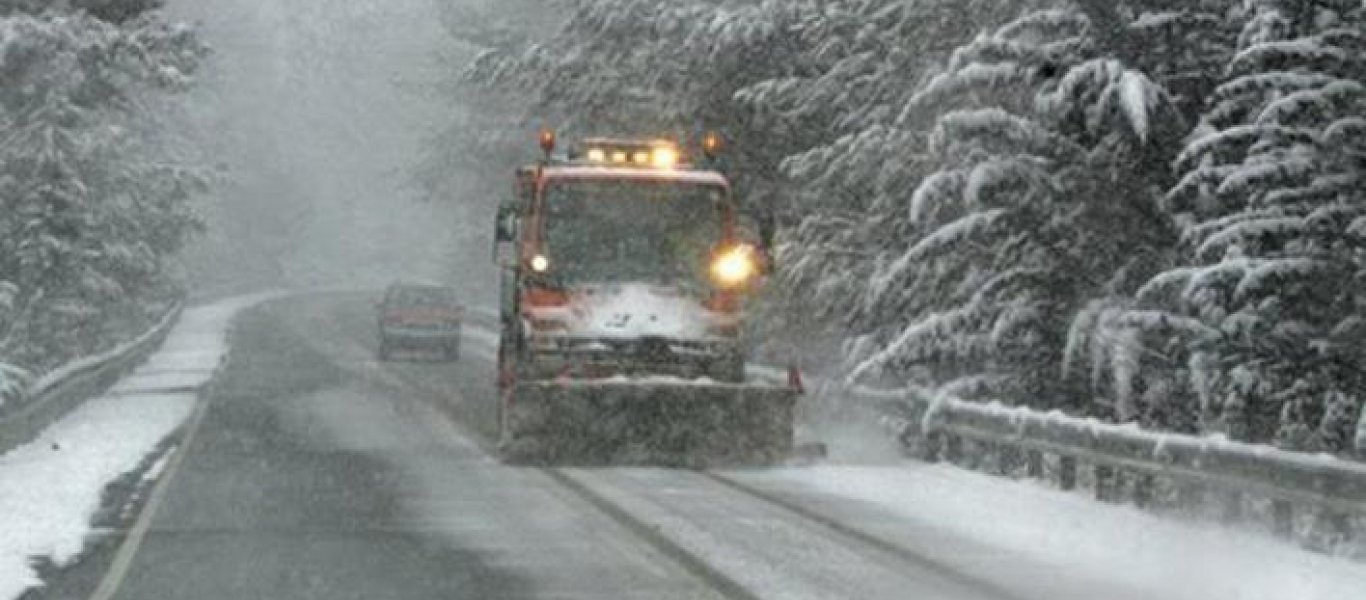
<box><xmin>538</xmin><ymin>129</ymin><xmax>557</xmax><ymax>156</ymax></box>
<box><xmin>702</xmin><ymin>131</ymin><xmax>724</xmax><ymax>159</ymax></box>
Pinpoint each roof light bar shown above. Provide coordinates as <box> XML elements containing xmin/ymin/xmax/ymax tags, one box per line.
<box><xmin>575</xmin><ymin>139</ymin><xmax>684</xmax><ymax>170</ymax></box>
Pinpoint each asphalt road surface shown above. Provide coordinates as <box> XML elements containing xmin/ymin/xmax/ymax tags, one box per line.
<box><xmin>86</xmin><ymin>293</ymin><xmax>1012</xmax><ymax>600</ymax></box>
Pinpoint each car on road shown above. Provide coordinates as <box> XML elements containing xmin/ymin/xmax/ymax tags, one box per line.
<box><xmin>377</xmin><ymin>284</ymin><xmax>464</xmax><ymax>361</ymax></box>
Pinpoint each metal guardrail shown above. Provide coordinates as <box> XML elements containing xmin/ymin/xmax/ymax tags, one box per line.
<box><xmin>850</xmin><ymin>386</ymin><xmax>1366</xmax><ymax>546</ymax></box>
<box><xmin>0</xmin><ymin>303</ymin><xmax>183</xmax><ymax>455</ymax></box>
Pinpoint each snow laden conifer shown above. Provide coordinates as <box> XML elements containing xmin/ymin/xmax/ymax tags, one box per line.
<box><xmin>469</xmin><ymin>0</ymin><xmax>803</xmax><ymax>139</ymax></box>
<box><xmin>837</xmin><ymin>8</ymin><xmax>1185</xmax><ymax>415</ymax></box>
<box><xmin>0</xmin><ymin>281</ymin><xmax>24</xmax><ymax>410</ymax></box>
<box><xmin>1119</xmin><ymin>1</ymin><xmax>1239</xmax><ymax>120</ymax></box>
<box><xmin>755</xmin><ymin>0</ymin><xmax>1032</xmax><ymax>358</ymax></box>
<box><xmin>1076</xmin><ymin>1</ymin><xmax>1366</xmax><ymax>451</ymax></box>
<box><xmin>1356</xmin><ymin>404</ymin><xmax>1366</xmax><ymax>457</ymax></box>
<box><xmin>0</xmin><ymin>6</ymin><xmax>206</xmax><ymax>370</ymax></box>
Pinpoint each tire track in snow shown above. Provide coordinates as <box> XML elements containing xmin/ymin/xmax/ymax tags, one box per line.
<box><xmin>701</xmin><ymin>472</ymin><xmax>1027</xmax><ymax>600</ymax></box>
<box><xmin>540</xmin><ymin>468</ymin><xmax>764</xmax><ymax>600</ymax></box>
<box><xmin>542</xmin><ymin>467</ymin><xmax>1025</xmax><ymax>600</ymax></box>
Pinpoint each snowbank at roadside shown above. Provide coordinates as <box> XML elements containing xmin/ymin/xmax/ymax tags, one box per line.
<box><xmin>752</xmin><ymin>464</ymin><xmax>1366</xmax><ymax>600</ymax></box>
<box><xmin>0</xmin><ymin>293</ymin><xmax>275</xmax><ymax>600</ymax></box>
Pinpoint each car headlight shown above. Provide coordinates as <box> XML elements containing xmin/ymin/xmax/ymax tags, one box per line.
<box><xmin>710</xmin><ymin>245</ymin><xmax>757</xmax><ymax>288</ymax></box>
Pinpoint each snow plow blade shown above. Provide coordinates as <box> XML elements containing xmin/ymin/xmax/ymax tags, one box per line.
<box><xmin>499</xmin><ymin>380</ymin><xmax>796</xmax><ymax>467</ymax></box>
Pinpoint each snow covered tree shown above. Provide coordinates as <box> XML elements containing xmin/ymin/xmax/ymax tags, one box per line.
<box><xmin>0</xmin><ymin>6</ymin><xmax>206</xmax><ymax>370</ymax></box>
<box><xmin>768</xmin><ymin>1</ymin><xmax>1232</xmax><ymax>392</ymax></box>
<box><xmin>1115</xmin><ymin>1</ymin><xmax>1239</xmax><ymax>121</ymax></box>
<box><xmin>71</xmin><ymin>0</ymin><xmax>163</xmax><ymax>24</ymax></box>
<box><xmin>0</xmin><ymin>274</ymin><xmax>27</xmax><ymax>408</ymax></box>
<box><xmin>0</xmin><ymin>0</ymin><xmax>162</xmax><ymax>21</ymax></box>
<box><xmin>436</xmin><ymin>0</ymin><xmax>560</xmax><ymax>53</ymax></box>
<box><xmin>1356</xmin><ymin>406</ymin><xmax>1366</xmax><ymax>457</ymax></box>
<box><xmin>745</xmin><ymin>0</ymin><xmax>1036</xmax><ymax>360</ymax></box>
<box><xmin>822</xmin><ymin>8</ymin><xmax>1185</xmax><ymax>418</ymax></box>
<box><xmin>1051</xmin><ymin>1</ymin><xmax>1244</xmax><ymax>431</ymax></box>
<box><xmin>467</xmin><ymin>0</ymin><xmax>830</xmax><ymax>178</ymax></box>
<box><xmin>1074</xmin><ymin>0</ymin><xmax>1366</xmax><ymax>451</ymax></box>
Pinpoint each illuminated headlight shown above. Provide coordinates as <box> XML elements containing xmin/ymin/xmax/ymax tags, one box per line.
<box><xmin>710</xmin><ymin>245</ymin><xmax>757</xmax><ymax>288</ymax></box>
<box><xmin>651</xmin><ymin>147</ymin><xmax>679</xmax><ymax>169</ymax></box>
<box><xmin>529</xmin><ymin>254</ymin><xmax>550</xmax><ymax>273</ymax></box>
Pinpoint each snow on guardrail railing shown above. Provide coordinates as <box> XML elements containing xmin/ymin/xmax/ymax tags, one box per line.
<box><xmin>27</xmin><ymin>305</ymin><xmax>184</xmax><ymax>400</ymax></box>
<box><xmin>0</xmin><ymin>302</ymin><xmax>183</xmax><ymax>455</ymax></box>
<box><xmin>844</xmin><ymin>385</ymin><xmax>1366</xmax><ymax>550</ymax></box>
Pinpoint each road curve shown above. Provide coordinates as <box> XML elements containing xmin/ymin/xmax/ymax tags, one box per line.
<box><xmin>85</xmin><ymin>292</ymin><xmax>1009</xmax><ymax>600</ymax></box>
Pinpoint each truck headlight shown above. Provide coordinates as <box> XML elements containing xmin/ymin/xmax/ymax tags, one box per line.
<box><xmin>651</xmin><ymin>147</ymin><xmax>679</xmax><ymax>169</ymax></box>
<box><xmin>711</xmin><ymin>245</ymin><xmax>757</xmax><ymax>288</ymax></box>
<box><xmin>529</xmin><ymin>254</ymin><xmax>550</xmax><ymax>273</ymax></box>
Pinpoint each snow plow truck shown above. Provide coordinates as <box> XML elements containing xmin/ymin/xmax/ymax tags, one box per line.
<box><xmin>492</xmin><ymin>131</ymin><xmax>800</xmax><ymax>466</ymax></box>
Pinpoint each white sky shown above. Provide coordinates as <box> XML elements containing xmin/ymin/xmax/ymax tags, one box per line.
<box><xmin>168</xmin><ymin>0</ymin><xmax>482</xmax><ymax>296</ymax></box>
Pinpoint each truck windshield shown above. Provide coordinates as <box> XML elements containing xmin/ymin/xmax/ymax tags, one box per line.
<box><xmin>542</xmin><ymin>180</ymin><xmax>726</xmax><ymax>285</ymax></box>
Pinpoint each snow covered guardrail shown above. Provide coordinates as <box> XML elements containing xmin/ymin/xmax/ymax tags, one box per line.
<box><xmin>0</xmin><ymin>304</ymin><xmax>183</xmax><ymax>455</ymax></box>
<box><xmin>856</xmin><ymin>388</ymin><xmax>1366</xmax><ymax>548</ymax></box>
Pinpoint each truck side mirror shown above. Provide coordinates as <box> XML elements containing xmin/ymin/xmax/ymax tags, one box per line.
<box><xmin>492</xmin><ymin>204</ymin><xmax>520</xmax><ymax>268</ymax></box>
<box><xmin>494</xmin><ymin>205</ymin><xmax>518</xmax><ymax>243</ymax></box>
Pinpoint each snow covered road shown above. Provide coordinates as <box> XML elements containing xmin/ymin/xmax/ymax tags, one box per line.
<box><xmin>18</xmin><ymin>292</ymin><xmax>1361</xmax><ymax>600</ymax></box>
<box><xmin>0</xmin><ymin>294</ymin><xmax>275</xmax><ymax>600</ymax></box>
<box><xmin>727</xmin><ymin>467</ymin><xmax>1366</xmax><ymax>600</ymax></box>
